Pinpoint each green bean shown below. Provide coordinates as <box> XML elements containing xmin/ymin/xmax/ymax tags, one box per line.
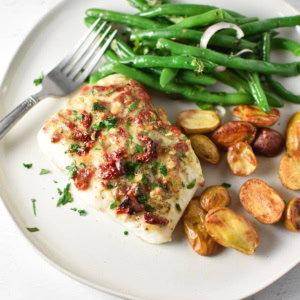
<box><xmin>196</xmin><ymin>103</ymin><xmax>215</xmax><ymax>110</ymax></box>
<box><xmin>130</xmin><ymin>28</ymin><xmax>257</xmax><ymax>51</ymax></box>
<box><xmin>160</xmin><ymin>68</ymin><xmax>178</xmax><ymax>87</ymax></box>
<box><xmin>236</xmin><ymin>17</ymin><xmax>259</xmax><ymax>25</ymax></box>
<box><xmin>240</xmin><ymin>15</ymin><xmax>300</xmax><ymax>36</ymax></box>
<box><xmin>271</xmin><ymin>38</ymin><xmax>300</xmax><ymax>57</ymax></box>
<box><xmin>104</xmin><ymin>49</ymin><xmax>119</xmax><ymax>62</ymax></box>
<box><xmin>138</xmin><ymin>4</ymin><xmax>244</xmax><ymax>18</ymax></box>
<box><xmin>262</xmin><ymin>32</ymin><xmax>300</xmax><ymax>104</ymax></box>
<box><xmin>168</xmin><ymin>9</ymin><xmax>225</xmax><ymax>29</ymax></box>
<box><xmin>178</xmin><ymin>70</ymin><xmax>216</xmax><ymax>86</ymax></box>
<box><xmin>127</xmin><ymin>0</ymin><xmax>149</xmax><ymax>10</ymax></box>
<box><xmin>85</xmin><ymin>8</ymin><xmax>163</xmax><ymax>29</ymax></box>
<box><xmin>157</xmin><ymin>38</ymin><xmax>300</xmax><ymax>76</ymax></box>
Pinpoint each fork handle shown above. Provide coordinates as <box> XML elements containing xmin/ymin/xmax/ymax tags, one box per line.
<box><xmin>0</xmin><ymin>91</ymin><xmax>46</xmax><ymax>140</ymax></box>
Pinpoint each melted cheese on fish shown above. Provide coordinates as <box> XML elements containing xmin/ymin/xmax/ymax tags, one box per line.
<box><xmin>38</xmin><ymin>74</ymin><xmax>204</xmax><ymax>244</ymax></box>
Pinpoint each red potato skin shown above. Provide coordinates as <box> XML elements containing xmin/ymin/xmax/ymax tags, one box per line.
<box><xmin>252</xmin><ymin>128</ymin><xmax>285</xmax><ymax>157</ymax></box>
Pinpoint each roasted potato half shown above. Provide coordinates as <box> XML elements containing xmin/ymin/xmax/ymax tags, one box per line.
<box><xmin>240</xmin><ymin>179</ymin><xmax>285</xmax><ymax>224</ymax></box>
<box><xmin>205</xmin><ymin>207</ymin><xmax>259</xmax><ymax>255</ymax></box>
<box><xmin>279</xmin><ymin>151</ymin><xmax>300</xmax><ymax>190</ymax></box>
<box><xmin>200</xmin><ymin>186</ymin><xmax>231</xmax><ymax>212</ymax></box>
<box><xmin>284</xmin><ymin>198</ymin><xmax>300</xmax><ymax>232</ymax></box>
<box><xmin>177</xmin><ymin>110</ymin><xmax>220</xmax><ymax>134</ymax></box>
<box><xmin>227</xmin><ymin>142</ymin><xmax>257</xmax><ymax>176</ymax></box>
<box><xmin>286</xmin><ymin>112</ymin><xmax>300</xmax><ymax>152</ymax></box>
<box><xmin>183</xmin><ymin>198</ymin><xmax>221</xmax><ymax>256</ymax></box>
<box><xmin>211</xmin><ymin>121</ymin><xmax>256</xmax><ymax>149</ymax></box>
<box><xmin>233</xmin><ymin>105</ymin><xmax>280</xmax><ymax>127</ymax></box>
<box><xmin>252</xmin><ymin>128</ymin><xmax>284</xmax><ymax>157</ymax></box>
<box><xmin>189</xmin><ymin>134</ymin><xmax>221</xmax><ymax>164</ymax></box>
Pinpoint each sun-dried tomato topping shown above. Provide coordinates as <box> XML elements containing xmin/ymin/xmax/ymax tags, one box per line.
<box><xmin>51</xmin><ymin>130</ymin><xmax>62</xmax><ymax>143</ymax></box>
<box><xmin>80</xmin><ymin>86</ymin><xmax>91</xmax><ymax>95</ymax></box>
<box><xmin>117</xmin><ymin>196</ymin><xmax>143</xmax><ymax>215</ymax></box>
<box><xmin>118</xmin><ymin>127</ymin><xmax>127</xmax><ymax>138</ymax></box>
<box><xmin>135</xmin><ymin>135</ymin><xmax>158</xmax><ymax>163</ymax></box>
<box><xmin>92</xmin><ymin>84</ymin><xmax>116</xmax><ymax>94</ymax></box>
<box><xmin>170</xmin><ymin>126</ymin><xmax>182</xmax><ymax>137</ymax></box>
<box><xmin>174</xmin><ymin>142</ymin><xmax>189</xmax><ymax>152</ymax></box>
<box><xmin>129</xmin><ymin>80</ymin><xmax>151</xmax><ymax>103</ymax></box>
<box><xmin>81</xmin><ymin>110</ymin><xmax>92</xmax><ymax>128</ymax></box>
<box><xmin>98</xmin><ymin>161</ymin><xmax>124</xmax><ymax>180</ymax></box>
<box><xmin>72</xmin><ymin>128</ymin><xmax>90</xmax><ymax>142</ymax></box>
<box><xmin>74</xmin><ymin>167</ymin><xmax>94</xmax><ymax>190</ymax></box>
<box><xmin>139</xmin><ymin>110</ymin><xmax>157</xmax><ymax>122</ymax></box>
<box><xmin>144</xmin><ymin>212</ymin><xmax>169</xmax><ymax>225</ymax></box>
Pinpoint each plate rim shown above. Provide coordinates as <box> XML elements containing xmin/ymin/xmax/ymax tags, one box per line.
<box><xmin>0</xmin><ymin>0</ymin><xmax>299</xmax><ymax>299</ymax></box>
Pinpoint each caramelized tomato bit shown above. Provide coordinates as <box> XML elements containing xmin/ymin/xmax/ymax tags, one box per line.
<box><xmin>72</xmin><ymin>128</ymin><xmax>90</xmax><ymax>142</ymax></box>
<box><xmin>135</xmin><ymin>135</ymin><xmax>158</xmax><ymax>163</ymax></box>
<box><xmin>117</xmin><ymin>196</ymin><xmax>143</xmax><ymax>215</ymax></box>
<box><xmin>129</xmin><ymin>80</ymin><xmax>151</xmax><ymax>103</ymax></box>
<box><xmin>92</xmin><ymin>84</ymin><xmax>116</xmax><ymax>94</ymax></box>
<box><xmin>74</xmin><ymin>167</ymin><xmax>94</xmax><ymax>190</ymax></box>
<box><xmin>80</xmin><ymin>86</ymin><xmax>91</xmax><ymax>95</ymax></box>
<box><xmin>175</xmin><ymin>142</ymin><xmax>189</xmax><ymax>152</ymax></box>
<box><xmin>170</xmin><ymin>126</ymin><xmax>182</xmax><ymax>137</ymax></box>
<box><xmin>144</xmin><ymin>212</ymin><xmax>169</xmax><ymax>225</ymax></box>
<box><xmin>98</xmin><ymin>161</ymin><xmax>124</xmax><ymax>180</ymax></box>
<box><xmin>51</xmin><ymin>130</ymin><xmax>62</xmax><ymax>143</ymax></box>
<box><xmin>81</xmin><ymin>111</ymin><xmax>92</xmax><ymax>128</ymax></box>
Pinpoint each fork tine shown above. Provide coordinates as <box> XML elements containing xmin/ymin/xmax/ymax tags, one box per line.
<box><xmin>75</xmin><ymin>29</ymin><xmax>118</xmax><ymax>84</ymax></box>
<box><xmin>70</xmin><ymin>26</ymin><xmax>113</xmax><ymax>81</ymax></box>
<box><xmin>63</xmin><ymin>21</ymin><xmax>107</xmax><ymax>75</ymax></box>
<box><xmin>58</xmin><ymin>17</ymin><xmax>102</xmax><ymax>70</ymax></box>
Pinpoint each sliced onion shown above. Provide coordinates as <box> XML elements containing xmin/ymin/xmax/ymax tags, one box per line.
<box><xmin>200</xmin><ymin>22</ymin><xmax>245</xmax><ymax>49</ymax></box>
<box><xmin>234</xmin><ymin>49</ymin><xmax>254</xmax><ymax>57</ymax></box>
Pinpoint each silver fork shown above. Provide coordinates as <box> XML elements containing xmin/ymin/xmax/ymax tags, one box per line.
<box><xmin>0</xmin><ymin>18</ymin><xmax>117</xmax><ymax>140</ymax></box>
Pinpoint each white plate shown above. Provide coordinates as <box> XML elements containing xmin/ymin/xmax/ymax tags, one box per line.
<box><xmin>0</xmin><ymin>0</ymin><xmax>299</xmax><ymax>299</ymax></box>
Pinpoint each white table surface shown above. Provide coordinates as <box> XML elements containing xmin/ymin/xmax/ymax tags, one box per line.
<box><xmin>0</xmin><ymin>1</ymin><xmax>299</xmax><ymax>299</ymax></box>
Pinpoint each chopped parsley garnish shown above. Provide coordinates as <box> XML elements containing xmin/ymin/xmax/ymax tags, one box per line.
<box><xmin>53</xmin><ymin>180</ymin><xmax>58</xmax><ymax>184</ymax></box>
<box><xmin>56</xmin><ymin>183</ymin><xmax>73</xmax><ymax>207</ymax></box>
<box><xmin>110</xmin><ymin>197</ymin><xmax>118</xmax><ymax>209</ymax></box>
<box><xmin>125</xmin><ymin>122</ymin><xmax>132</xmax><ymax>128</ymax></box>
<box><xmin>128</xmin><ymin>100</ymin><xmax>140</xmax><ymax>112</ymax></box>
<box><xmin>79</xmin><ymin>162</ymin><xmax>86</xmax><ymax>168</ymax></box>
<box><xmin>92</xmin><ymin>102</ymin><xmax>106</xmax><ymax>111</ymax></box>
<box><xmin>213</xmin><ymin>193</ymin><xmax>217</xmax><ymax>200</ymax></box>
<box><xmin>154</xmin><ymin>110</ymin><xmax>160</xmax><ymax>118</ymax></box>
<box><xmin>95</xmin><ymin>147</ymin><xmax>101</xmax><ymax>150</ymax></box>
<box><xmin>77</xmin><ymin>114</ymin><xmax>83</xmax><ymax>121</ymax></box>
<box><xmin>187</xmin><ymin>179</ymin><xmax>196</xmax><ymax>189</ymax></box>
<box><xmin>137</xmin><ymin>193</ymin><xmax>154</xmax><ymax>212</ymax></box>
<box><xmin>124</xmin><ymin>231</ymin><xmax>129</xmax><ymax>236</ymax></box>
<box><xmin>159</xmin><ymin>164</ymin><xmax>167</xmax><ymax>176</ymax></box>
<box><xmin>142</xmin><ymin>174</ymin><xmax>158</xmax><ymax>188</ymax></box>
<box><xmin>27</xmin><ymin>227</ymin><xmax>39</xmax><ymax>232</ymax></box>
<box><xmin>40</xmin><ymin>168</ymin><xmax>51</xmax><ymax>175</ymax></box>
<box><xmin>33</xmin><ymin>73</ymin><xmax>44</xmax><ymax>86</ymax></box>
<box><xmin>23</xmin><ymin>163</ymin><xmax>33</xmax><ymax>169</ymax></box>
<box><xmin>135</xmin><ymin>144</ymin><xmax>144</xmax><ymax>154</ymax></box>
<box><xmin>183</xmin><ymin>136</ymin><xmax>189</xmax><ymax>141</ymax></box>
<box><xmin>66</xmin><ymin>163</ymin><xmax>77</xmax><ymax>179</ymax></box>
<box><xmin>78</xmin><ymin>209</ymin><xmax>87</xmax><ymax>216</ymax></box>
<box><xmin>181</xmin><ymin>182</ymin><xmax>185</xmax><ymax>188</ymax></box>
<box><xmin>70</xmin><ymin>144</ymin><xmax>82</xmax><ymax>152</ymax></box>
<box><xmin>107</xmin><ymin>184</ymin><xmax>114</xmax><ymax>189</ymax></box>
<box><xmin>175</xmin><ymin>203</ymin><xmax>181</xmax><ymax>212</ymax></box>
<box><xmin>151</xmin><ymin>161</ymin><xmax>159</xmax><ymax>174</ymax></box>
<box><xmin>221</xmin><ymin>182</ymin><xmax>231</xmax><ymax>188</ymax></box>
<box><xmin>72</xmin><ymin>110</ymin><xmax>78</xmax><ymax>115</ymax></box>
<box><xmin>93</xmin><ymin>116</ymin><xmax>118</xmax><ymax>131</ymax></box>
<box><xmin>70</xmin><ymin>208</ymin><xmax>77</xmax><ymax>211</ymax></box>
<box><xmin>129</xmin><ymin>134</ymin><xmax>133</xmax><ymax>140</ymax></box>
<box><xmin>31</xmin><ymin>199</ymin><xmax>37</xmax><ymax>216</ymax></box>
<box><xmin>123</xmin><ymin>160</ymin><xmax>141</xmax><ymax>179</ymax></box>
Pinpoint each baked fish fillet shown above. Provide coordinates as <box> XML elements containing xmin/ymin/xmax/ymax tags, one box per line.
<box><xmin>38</xmin><ymin>74</ymin><xmax>204</xmax><ymax>244</ymax></box>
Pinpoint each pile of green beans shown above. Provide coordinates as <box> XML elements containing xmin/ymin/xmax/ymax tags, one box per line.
<box><xmin>84</xmin><ymin>0</ymin><xmax>300</xmax><ymax>111</ymax></box>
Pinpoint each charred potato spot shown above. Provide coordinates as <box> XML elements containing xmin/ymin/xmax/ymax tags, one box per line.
<box><xmin>211</xmin><ymin>121</ymin><xmax>256</xmax><ymax>149</ymax></box>
<box><xmin>200</xmin><ymin>186</ymin><xmax>231</xmax><ymax>212</ymax></box>
<box><xmin>284</xmin><ymin>198</ymin><xmax>300</xmax><ymax>232</ymax></box>
<box><xmin>183</xmin><ymin>199</ymin><xmax>221</xmax><ymax>256</ymax></box>
<box><xmin>189</xmin><ymin>134</ymin><xmax>221</xmax><ymax>164</ymax></box>
<box><xmin>279</xmin><ymin>151</ymin><xmax>300</xmax><ymax>190</ymax></box>
<box><xmin>227</xmin><ymin>142</ymin><xmax>257</xmax><ymax>176</ymax></box>
<box><xmin>240</xmin><ymin>179</ymin><xmax>285</xmax><ymax>224</ymax></box>
<box><xmin>252</xmin><ymin>128</ymin><xmax>284</xmax><ymax>157</ymax></box>
<box><xmin>177</xmin><ymin>110</ymin><xmax>220</xmax><ymax>134</ymax></box>
<box><xmin>286</xmin><ymin>112</ymin><xmax>300</xmax><ymax>152</ymax></box>
<box><xmin>233</xmin><ymin>105</ymin><xmax>280</xmax><ymax>127</ymax></box>
<box><xmin>205</xmin><ymin>207</ymin><xmax>259</xmax><ymax>255</ymax></box>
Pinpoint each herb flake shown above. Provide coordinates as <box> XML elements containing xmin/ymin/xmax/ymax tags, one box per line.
<box><xmin>33</xmin><ymin>73</ymin><xmax>44</xmax><ymax>86</ymax></box>
<box><xmin>31</xmin><ymin>199</ymin><xmax>37</xmax><ymax>216</ymax></box>
<box><xmin>66</xmin><ymin>163</ymin><xmax>77</xmax><ymax>179</ymax></box>
<box><xmin>187</xmin><ymin>179</ymin><xmax>196</xmax><ymax>189</ymax></box>
<box><xmin>93</xmin><ymin>116</ymin><xmax>118</xmax><ymax>131</ymax></box>
<box><xmin>40</xmin><ymin>168</ymin><xmax>51</xmax><ymax>175</ymax></box>
<box><xmin>128</xmin><ymin>100</ymin><xmax>140</xmax><ymax>112</ymax></box>
<box><xmin>221</xmin><ymin>182</ymin><xmax>231</xmax><ymax>188</ymax></box>
<box><xmin>124</xmin><ymin>231</ymin><xmax>129</xmax><ymax>236</ymax></box>
<box><xmin>23</xmin><ymin>163</ymin><xmax>33</xmax><ymax>169</ymax></box>
<box><xmin>56</xmin><ymin>183</ymin><xmax>73</xmax><ymax>207</ymax></box>
<box><xmin>175</xmin><ymin>203</ymin><xmax>181</xmax><ymax>212</ymax></box>
<box><xmin>159</xmin><ymin>164</ymin><xmax>167</xmax><ymax>176</ymax></box>
<box><xmin>92</xmin><ymin>102</ymin><xmax>106</xmax><ymax>111</ymax></box>
<box><xmin>27</xmin><ymin>227</ymin><xmax>39</xmax><ymax>232</ymax></box>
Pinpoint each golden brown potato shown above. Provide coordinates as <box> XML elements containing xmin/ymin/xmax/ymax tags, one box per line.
<box><xmin>183</xmin><ymin>198</ymin><xmax>221</xmax><ymax>256</ymax></box>
<box><xmin>227</xmin><ymin>142</ymin><xmax>257</xmax><ymax>176</ymax></box>
<box><xmin>252</xmin><ymin>128</ymin><xmax>284</xmax><ymax>157</ymax></box>
<box><xmin>211</xmin><ymin>121</ymin><xmax>256</xmax><ymax>149</ymax></box>
<box><xmin>177</xmin><ymin>110</ymin><xmax>220</xmax><ymax>134</ymax></box>
<box><xmin>286</xmin><ymin>112</ymin><xmax>300</xmax><ymax>152</ymax></box>
<box><xmin>233</xmin><ymin>105</ymin><xmax>280</xmax><ymax>127</ymax></box>
<box><xmin>189</xmin><ymin>134</ymin><xmax>221</xmax><ymax>164</ymax></box>
<box><xmin>278</xmin><ymin>151</ymin><xmax>300</xmax><ymax>190</ymax></box>
<box><xmin>284</xmin><ymin>198</ymin><xmax>300</xmax><ymax>232</ymax></box>
<box><xmin>240</xmin><ymin>179</ymin><xmax>285</xmax><ymax>224</ymax></box>
<box><xmin>200</xmin><ymin>186</ymin><xmax>231</xmax><ymax>212</ymax></box>
<box><xmin>205</xmin><ymin>207</ymin><xmax>259</xmax><ymax>255</ymax></box>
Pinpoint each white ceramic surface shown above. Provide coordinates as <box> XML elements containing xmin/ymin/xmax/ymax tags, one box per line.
<box><xmin>0</xmin><ymin>0</ymin><xmax>299</xmax><ymax>299</ymax></box>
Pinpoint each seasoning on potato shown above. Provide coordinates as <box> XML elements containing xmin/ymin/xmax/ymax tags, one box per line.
<box><xmin>177</xmin><ymin>109</ymin><xmax>220</xmax><ymax>134</ymax></box>
<box><xmin>240</xmin><ymin>179</ymin><xmax>285</xmax><ymax>224</ymax></box>
<box><xmin>286</xmin><ymin>112</ymin><xmax>300</xmax><ymax>152</ymax></box>
<box><xmin>200</xmin><ymin>186</ymin><xmax>231</xmax><ymax>212</ymax></box>
<box><xmin>211</xmin><ymin>121</ymin><xmax>256</xmax><ymax>149</ymax></box>
<box><xmin>227</xmin><ymin>142</ymin><xmax>257</xmax><ymax>176</ymax></box>
<box><xmin>233</xmin><ymin>105</ymin><xmax>280</xmax><ymax>127</ymax></box>
<box><xmin>189</xmin><ymin>134</ymin><xmax>221</xmax><ymax>164</ymax></box>
<box><xmin>183</xmin><ymin>198</ymin><xmax>221</xmax><ymax>256</ymax></box>
<box><xmin>205</xmin><ymin>207</ymin><xmax>259</xmax><ymax>255</ymax></box>
<box><xmin>278</xmin><ymin>151</ymin><xmax>300</xmax><ymax>190</ymax></box>
<box><xmin>252</xmin><ymin>128</ymin><xmax>284</xmax><ymax>157</ymax></box>
<box><xmin>284</xmin><ymin>198</ymin><xmax>300</xmax><ymax>232</ymax></box>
